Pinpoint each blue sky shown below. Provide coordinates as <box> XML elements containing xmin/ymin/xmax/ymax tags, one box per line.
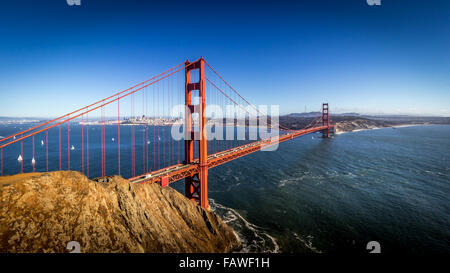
<box><xmin>0</xmin><ymin>0</ymin><xmax>449</xmax><ymax>117</ymax></box>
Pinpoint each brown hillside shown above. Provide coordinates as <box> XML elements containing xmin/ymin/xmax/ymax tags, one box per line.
<box><xmin>0</xmin><ymin>171</ymin><xmax>240</xmax><ymax>253</ymax></box>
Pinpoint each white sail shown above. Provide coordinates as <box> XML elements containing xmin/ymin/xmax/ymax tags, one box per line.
<box><xmin>112</xmin><ymin>138</ymin><xmax>115</xmax><ymax>142</ymax></box>
<box><xmin>17</xmin><ymin>155</ymin><xmax>23</xmax><ymax>161</ymax></box>
<box><xmin>41</xmin><ymin>140</ymin><xmax>44</xmax><ymax>146</ymax></box>
<box><xmin>31</xmin><ymin>157</ymin><xmax>35</xmax><ymax>165</ymax></box>
<box><xmin>71</xmin><ymin>145</ymin><xmax>75</xmax><ymax>150</ymax></box>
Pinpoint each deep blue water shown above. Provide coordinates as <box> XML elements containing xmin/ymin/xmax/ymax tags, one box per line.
<box><xmin>180</xmin><ymin>125</ymin><xmax>450</xmax><ymax>253</ymax></box>
<box><xmin>1</xmin><ymin>124</ymin><xmax>449</xmax><ymax>253</ymax></box>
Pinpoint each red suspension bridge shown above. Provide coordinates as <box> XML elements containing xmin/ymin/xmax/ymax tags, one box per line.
<box><xmin>0</xmin><ymin>57</ymin><xmax>334</xmax><ymax>209</ymax></box>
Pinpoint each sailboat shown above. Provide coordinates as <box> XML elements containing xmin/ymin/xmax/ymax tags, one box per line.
<box><xmin>147</xmin><ymin>141</ymin><xmax>150</xmax><ymax>145</ymax></box>
<box><xmin>31</xmin><ymin>158</ymin><xmax>35</xmax><ymax>165</ymax></box>
<box><xmin>71</xmin><ymin>145</ymin><xmax>75</xmax><ymax>151</ymax></box>
<box><xmin>112</xmin><ymin>138</ymin><xmax>115</xmax><ymax>142</ymax></box>
<box><xmin>17</xmin><ymin>155</ymin><xmax>23</xmax><ymax>162</ymax></box>
<box><xmin>41</xmin><ymin>140</ymin><xmax>44</xmax><ymax>146</ymax></box>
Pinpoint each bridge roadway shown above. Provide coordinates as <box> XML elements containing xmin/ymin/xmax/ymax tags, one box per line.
<box><xmin>128</xmin><ymin>125</ymin><xmax>334</xmax><ymax>185</ymax></box>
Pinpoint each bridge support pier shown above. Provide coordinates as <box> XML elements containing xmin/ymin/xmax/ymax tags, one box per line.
<box><xmin>184</xmin><ymin>57</ymin><xmax>209</xmax><ymax>210</ymax></box>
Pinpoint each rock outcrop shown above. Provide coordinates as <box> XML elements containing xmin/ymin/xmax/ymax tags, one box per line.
<box><xmin>0</xmin><ymin>171</ymin><xmax>240</xmax><ymax>253</ymax></box>
<box><xmin>335</xmin><ymin>119</ymin><xmax>388</xmax><ymax>133</ymax></box>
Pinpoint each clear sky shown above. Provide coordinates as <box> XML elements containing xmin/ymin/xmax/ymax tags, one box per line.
<box><xmin>0</xmin><ymin>0</ymin><xmax>449</xmax><ymax>117</ymax></box>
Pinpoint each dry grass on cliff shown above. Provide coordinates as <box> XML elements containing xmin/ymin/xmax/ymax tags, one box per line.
<box><xmin>0</xmin><ymin>171</ymin><xmax>240</xmax><ymax>253</ymax></box>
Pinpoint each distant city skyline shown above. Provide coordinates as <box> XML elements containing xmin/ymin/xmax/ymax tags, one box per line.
<box><xmin>0</xmin><ymin>0</ymin><xmax>449</xmax><ymax>117</ymax></box>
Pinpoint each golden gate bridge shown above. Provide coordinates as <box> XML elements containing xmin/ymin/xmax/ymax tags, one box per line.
<box><xmin>0</xmin><ymin>57</ymin><xmax>335</xmax><ymax>209</ymax></box>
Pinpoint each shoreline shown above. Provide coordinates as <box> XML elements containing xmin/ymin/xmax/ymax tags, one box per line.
<box><xmin>335</xmin><ymin>123</ymin><xmax>427</xmax><ymax>135</ymax></box>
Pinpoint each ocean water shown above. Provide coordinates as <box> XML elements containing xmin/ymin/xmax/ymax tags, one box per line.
<box><xmin>181</xmin><ymin>125</ymin><xmax>450</xmax><ymax>254</ymax></box>
<box><xmin>1</xmin><ymin>124</ymin><xmax>449</xmax><ymax>253</ymax></box>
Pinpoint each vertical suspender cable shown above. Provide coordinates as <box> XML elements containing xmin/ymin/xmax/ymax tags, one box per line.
<box><xmin>158</xmin><ymin>86</ymin><xmax>160</xmax><ymax>170</ymax></box>
<box><xmin>162</xmin><ymin>79</ymin><xmax>165</xmax><ymax>168</ymax></box>
<box><xmin>32</xmin><ymin>135</ymin><xmax>35</xmax><ymax>172</ymax></box>
<box><xmin>168</xmin><ymin>78</ymin><xmax>170</xmax><ymax>166</ymax></box>
<box><xmin>101</xmin><ymin>107</ymin><xmax>104</xmax><ymax>176</ymax></box>
<box><xmin>68</xmin><ymin>117</ymin><xmax>70</xmax><ymax>170</ymax></box>
<box><xmin>118</xmin><ymin>98</ymin><xmax>121</xmax><ymax>176</ymax></box>
<box><xmin>87</xmin><ymin>110</ymin><xmax>89</xmax><ymax>178</ymax></box>
<box><xmin>146</xmin><ymin>88</ymin><xmax>149</xmax><ymax>173</ymax></box>
<box><xmin>169</xmin><ymin>77</ymin><xmax>171</xmax><ymax>166</ymax></box>
<box><xmin>143</xmin><ymin>89</ymin><xmax>145</xmax><ymax>174</ymax></box>
<box><xmin>104</xmin><ymin>107</ymin><xmax>106</xmax><ymax>176</ymax></box>
<box><xmin>131</xmin><ymin>93</ymin><xmax>135</xmax><ymax>177</ymax></box>
<box><xmin>153</xmin><ymin>85</ymin><xmax>156</xmax><ymax>171</ymax></box>
<box><xmin>59</xmin><ymin>126</ymin><xmax>61</xmax><ymax>171</ymax></box>
<box><xmin>21</xmin><ymin>135</ymin><xmax>23</xmax><ymax>173</ymax></box>
<box><xmin>81</xmin><ymin>115</ymin><xmax>84</xmax><ymax>174</ymax></box>
<box><xmin>46</xmin><ymin>130</ymin><xmax>48</xmax><ymax>172</ymax></box>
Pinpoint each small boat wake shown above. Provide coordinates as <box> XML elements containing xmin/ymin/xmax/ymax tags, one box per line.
<box><xmin>209</xmin><ymin>199</ymin><xmax>280</xmax><ymax>253</ymax></box>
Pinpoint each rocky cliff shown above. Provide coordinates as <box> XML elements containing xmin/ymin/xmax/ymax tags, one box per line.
<box><xmin>335</xmin><ymin>119</ymin><xmax>390</xmax><ymax>133</ymax></box>
<box><xmin>0</xmin><ymin>171</ymin><xmax>240</xmax><ymax>253</ymax></box>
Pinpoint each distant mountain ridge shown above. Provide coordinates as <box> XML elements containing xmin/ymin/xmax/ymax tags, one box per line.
<box><xmin>284</xmin><ymin>112</ymin><xmax>361</xmax><ymax>118</ymax></box>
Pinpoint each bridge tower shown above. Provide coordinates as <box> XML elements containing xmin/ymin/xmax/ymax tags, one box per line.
<box><xmin>322</xmin><ymin>103</ymin><xmax>330</xmax><ymax>138</ymax></box>
<box><xmin>184</xmin><ymin>57</ymin><xmax>209</xmax><ymax>209</ymax></box>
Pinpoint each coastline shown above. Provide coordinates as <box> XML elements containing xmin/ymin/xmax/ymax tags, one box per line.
<box><xmin>335</xmin><ymin>123</ymin><xmax>426</xmax><ymax>135</ymax></box>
